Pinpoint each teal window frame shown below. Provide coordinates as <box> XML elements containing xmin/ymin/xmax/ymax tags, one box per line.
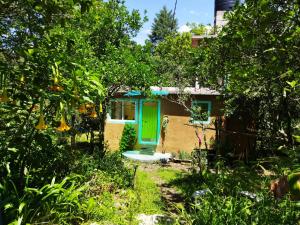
<box><xmin>107</xmin><ymin>99</ymin><xmax>138</xmax><ymax>124</ymax></box>
<box><xmin>138</xmin><ymin>99</ymin><xmax>161</xmax><ymax>145</ymax></box>
<box><xmin>191</xmin><ymin>100</ymin><xmax>212</xmax><ymax>125</ymax></box>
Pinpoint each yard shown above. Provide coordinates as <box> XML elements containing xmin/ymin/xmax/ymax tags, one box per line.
<box><xmin>1</xmin><ymin>0</ymin><xmax>300</xmax><ymax>224</ymax></box>
<box><xmin>76</xmin><ymin>152</ymin><xmax>300</xmax><ymax>225</ymax></box>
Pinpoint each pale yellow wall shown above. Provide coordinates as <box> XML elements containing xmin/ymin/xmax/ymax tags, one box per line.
<box><xmin>104</xmin><ymin>95</ymin><xmax>222</xmax><ymax>153</ymax></box>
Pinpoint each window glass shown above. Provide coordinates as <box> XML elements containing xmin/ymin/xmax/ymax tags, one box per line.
<box><xmin>109</xmin><ymin>100</ymin><xmax>136</xmax><ymax>122</ymax></box>
<box><xmin>123</xmin><ymin>101</ymin><xmax>135</xmax><ymax>120</ymax></box>
<box><xmin>110</xmin><ymin>101</ymin><xmax>122</xmax><ymax>120</ymax></box>
<box><xmin>191</xmin><ymin>101</ymin><xmax>211</xmax><ymax>123</ymax></box>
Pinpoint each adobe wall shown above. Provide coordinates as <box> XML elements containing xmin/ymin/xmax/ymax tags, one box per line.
<box><xmin>156</xmin><ymin>96</ymin><xmax>222</xmax><ymax>153</ymax></box>
<box><xmin>104</xmin><ymin>123</ymin><xmax>125</xmax><ymax>150</ymax></box>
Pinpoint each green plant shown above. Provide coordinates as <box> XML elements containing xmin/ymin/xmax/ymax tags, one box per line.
<box><xmin>119</xmin><ymin>124</ymin><xmax>137</xmax><ymax>152</ymax></box>
<box><xmin>163</xmin><ymin>160</ymin><xmax>300</xmax><ymax>225</ymax></box>
<box><xmin>178</xmin><ymin>150</ymin><xmax>192</xmax><ymax>160</ymax></box>
<box><xmin>1</xmin><ymin>175</ymin><xmax>87</xmax><ymax>225</ymax></box>
<box><xmin>175</xmin><ymin>191</ymin><xmax>299</xmax><ymax>225</ymax></box>
<box><xmin>191</xmin><ymin>149</ymin><xmax>208</xmax><ymax>174</ymax></box>
<box><xmin>134</xmin><ymin>170</ymin><xmax>164</xmax><ymax>214</ymax></box>
<box><xmin>99</xmin><ymin>152</ymin><xmax>137</xmax><ymax>188</ymax></box>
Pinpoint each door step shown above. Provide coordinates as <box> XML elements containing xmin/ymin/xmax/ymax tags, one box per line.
<box><xmin>139</xmin><ymin>146</ymin><xmax>155</xmax><ymax>155</ymax></box>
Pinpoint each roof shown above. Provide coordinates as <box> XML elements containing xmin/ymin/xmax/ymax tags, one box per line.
<box><xmin>119</xmin><ymin>86</ymin><xmax>220</xmax><ymax>96</ymax></box>
<box><xmin>150</xmin><ymin>86</ymin><xmax>220</xmax><ymax>96</ymax></box>
<box><xmin>191</xmin><ymin>34</ymin><xmax>217</xmax><ymax>39</ymax></box>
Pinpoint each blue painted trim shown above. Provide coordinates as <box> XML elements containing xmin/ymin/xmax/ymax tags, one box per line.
<box><xmin>151</xmin><ymin>90</ymin><xmax>169</xmax><ymax>96</ymax></box>
<box><xmin>124</xmin><ymin>90</ymin><xmax>142</xmax><ymax>96</ymax></box>
<box><xmin>107</xmin><ymin>99</ymin><xmax>138</xmax><ymax>124</ymax></box>
<box><xmin>191</xmin><ymin>100</ymin><xmax>212</xmax><ymax>125</ymax></box>
<box><xmin>124</xmin><ymin>90</ymin><xmax>169</xmax><ymax>96</ymax></box>
<box><xmin>138</xmin><ymin>99</ymin><xmax>161</xmax><ymax>145</ymax></box>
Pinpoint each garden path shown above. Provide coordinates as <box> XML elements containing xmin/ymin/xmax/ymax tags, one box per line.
<box><xmin>139</xmin><ymin>162</ymin><xmax>189</xmax><ymax>212</ymax></box>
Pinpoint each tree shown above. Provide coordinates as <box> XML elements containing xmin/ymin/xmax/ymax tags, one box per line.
<box><xmin>187</xmin><ymin>22</ymin><xmax>212</xmax><ymax>35</ymax></box>
<box><xmin>0</xmin><ymin>0</ymin><xmax>154</xmax><ymax>156</ymax></box>
<box><xmin>149</xmin><ymin>6</ymin><xmax>178</xmax><ymax>44</ymax></box>
<box><xmin>200</xmin><ymin>0</ymin><xmax>300</xmax><ymax>156</ymax></box>
<box><xmin>0</xmin><ymin>0</ymin><xmax>157</xmax><ymax>223</ymax></box>
<box><xmin>155</xmin><ymin>32</ymin><xmax>193</xmax><ymax>86</ymax></box>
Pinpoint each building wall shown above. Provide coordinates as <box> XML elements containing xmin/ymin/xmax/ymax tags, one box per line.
<box><xmin>215</xmin><ymin>10</ymin><xmax>228</xmax><ymax>27</ymax></box>
<box><xmin>104</xmin><ymin>95</ymin><xmax>223</xmax><ymax>154</ymax></box>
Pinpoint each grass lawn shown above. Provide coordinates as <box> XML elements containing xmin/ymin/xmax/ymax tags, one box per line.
<box><xmin>80</xmin><ymin>155</ymin><xmax>299</xmax><ymax>225</ymax></box>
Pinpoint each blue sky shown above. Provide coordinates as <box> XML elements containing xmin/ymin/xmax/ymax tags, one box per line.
<box><xmin>125</xmin><ymin>0</ymin><xmax>215</xmax><ymax>44</ymax></box>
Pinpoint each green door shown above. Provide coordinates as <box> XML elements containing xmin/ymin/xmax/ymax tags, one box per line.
<box><xmin>139</xmin><ymin>101</ymin><xmax>160</xmax><ymax>144</ymax></box>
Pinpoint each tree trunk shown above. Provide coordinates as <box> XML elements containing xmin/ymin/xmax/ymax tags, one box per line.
<box><xmin>89</xmin><ymin>130</ymin><xmax>94</xmax><ymax>154</ymax></box>
<box><xmin>283</xmin><ymin>96</ymin><xmax>294</xmax><ymax>146</ymax></box>
<box><xmin>71</xmin><ymin>115</ymin><xmax>76</xmax><ymax>149</ymax></box>
<box><xmin>97</xmin><ymin>99</ymin><xmax>108</xmax><ymax>158</ymax></box>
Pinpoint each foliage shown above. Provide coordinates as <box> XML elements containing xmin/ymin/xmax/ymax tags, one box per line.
<box><xmin>191</xmin><ymin>149</ymin><xmax>208</xmax><ymax>174</ymax></box>
<box><xmin>134</xmin><ymin>169</ymin><xmax>165</xmax><ymax>214</ymax></box>
<box><xmin>98</xmin><ymin>152</ymin><xmax>137</xmax><ymax>188</ymax></box>
<box><xmin>160</xmin><ymin>161</ymin><xmax>299</xmax><ymax>225</ymax></box>
<box><xmin>154</xmin><ymin>32</ymin><xmax>196</xmax><ymax>88</ymax></box>
<box><xmin>157</xmin><ymin>168</ymin><xmax>183</xmax><ymax>184</ymax></box>
<box><xmin>0</xmin><ymin>104</ymin><xmax>74</xmax><ymax>188</ymax></box>
<box><xmin>153</xmin><ymin>0</ymin><xmax>300</xmax><ymax>158</ymax></box>
<box><xmin>0</xmin><ymin>149</ymin><xmax>143</xmax><ymax>225</ymax></box>
<box><xmin>119</xmin><ymin>124</ymin><xmax>137</xmax><ymax>152</ymax></box>
<box><xmin>0</xmin><ymin>0</ymin><xmax>154</xmax><ymax>223</ymax></box>
<box><xmin>200</xmin><ymin>0</ymin><xmax>300</xmax><ymax>154</ymax></box>
<box><xmin>72</xmin><ymin>151</ymin><xmax>137</xmax><ymax>189</ymax></box>
<box><xmin>178</xmin><ymin>150</ymin><xmax>192</xmax><ymax>160</ymax></box>
<box><xmin>1</xmin><ymin>175</ymin><xmax>86</xmax><ymax>225</ymax></box>
<box><xmin>81</xmin><ymin>168</ymin><xmax>164</xmax><ymax>225</ymax></box>
<box><xmin>190</xmin><ymin>106</ymin><xmax>209</xmax><ymax>123</ymax></box>
<box><xmin>149</xmin><ymin>6</ymin><xmax>178</xmax><ymax>44</ymax></box>
<box><xmin>177</xmin><ymin>192</ymin><xmax>298</xmax><ymax>225</ymax></box>
<box><xmin>187</xmin><ymin>22</ymin><xmax>212</xmax><ymax>35</ymax></box>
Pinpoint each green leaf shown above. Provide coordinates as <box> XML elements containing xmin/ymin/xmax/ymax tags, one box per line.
<box><xmin>27</xmin><ymin>49</ymin><xmax>34</xmax><ymax>56</ymax></box>
<box><xmin>4</xmin><ymin>203</ymin><xmax>13</xmax><ymax>210</ymax></box>
<box><xmin>18</xmin><ymin>202</ymin><xmax>26</xmax><ymax>213</ymax></box>
<box><xmin>286</xmin><ymin>80</ymin><xmax>297</xmax><ymax>88</ymax></box>
<box><xmin>6</xmin><ymin>162</ymin><xmax>11</xmax><ymax>175</ymax></box>
<box><xmin>51</xmin><ymin>177</ymin><xmax>56</xmax><ymax>186</ymax></box>
<box><xmin>8</xmin><ymin>147</ymin><xmax>18</xmax><ymax>152</ymax></box>
<box><xmin>83</xmin><ymin>96</ymin><xmax>93</xmax><ymax>103</ymax></box>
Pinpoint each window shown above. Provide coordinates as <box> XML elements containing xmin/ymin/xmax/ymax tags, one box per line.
<box><xmin>108</xmin><ymin>99</ymin><xmax>137</xmax><ymax>123</ymax></box>
<box><xmin>191</xmin><ymin>101</ymin><xmax>211</xmax><ymax>124</ymax></box>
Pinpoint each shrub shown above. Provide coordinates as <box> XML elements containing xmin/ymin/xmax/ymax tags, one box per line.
<box><xmin>0</xmin><ymin>175</ymin><xmax>87</xmax><ymax>225</ymax></box>
<box><xmin>119</xmin><ymin>124</ymin><xmax>137</xmax><ymax>152</ymax></box>
<box><xmin>178</xmin><ymin>150</ymin><xmax>192</xmax><ymax>160</ymax></box>
<box><xmin>176</xmin><ymin>192</ymin><xmax>299</xmax><ymax>225</ymax></box>
<box><xmin>72</xmin><ymin>150</ymin><xmax>137</xmax><ymax>189</ymax></box>
<box><xmin>98</xmin><ymin>152</ymin><xmax>136</xmax><ymax>188</ymax></box>
<box><xmin>168</xmin><ymin>163</ymin><xmax>300</xmax><ymax>225</ymax></box>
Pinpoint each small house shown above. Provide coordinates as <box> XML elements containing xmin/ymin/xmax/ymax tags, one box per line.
<box><xmin>104</xmin><ymin>86</ymin><xmax>223</xmax><ymax>154</ymax></box>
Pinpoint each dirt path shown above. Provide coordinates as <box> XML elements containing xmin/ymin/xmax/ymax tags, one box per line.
<box><xmin>139</xmin><ymin>163</ymin><xmax>189</xmax><ymax>212</ymax></box>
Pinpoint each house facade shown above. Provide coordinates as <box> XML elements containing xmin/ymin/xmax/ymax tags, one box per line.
<box><xmin>104</xmin><ymin>86</ymin><xmax>223</xmax><ymax>153</ymax></box>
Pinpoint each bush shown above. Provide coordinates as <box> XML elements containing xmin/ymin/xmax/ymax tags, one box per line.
<box><xmin>0</xmin><ymin>175</ymin><xmax>87</xmax><ymax>225</ymax></box>
<box><xmin>178</xmin><ymin>150</ymin><xmax>192</xmax><ymax>160</ymax></box>
<box><xmin>177</xmin><ymin>191</ymin><xmax>299</xmax><ymax>225</ymax></box>
<box><xmin>98</xmin><ymin>152</ymin><xmax>136</xmax><ymax>188</ymax></box>
<box><xmin>72</xmin><ymin>151</ymin><xmax>136</xmax><ymax>189</ymax></box>
<box><xmin>169</xmin><ymin>163</ymin><xmax>300</xmax><ymax>225</ymax></box>
<box><xmin>119</xmin><ymin>124</ymin><xmax>137</xmax><ymax>152</ymax></box>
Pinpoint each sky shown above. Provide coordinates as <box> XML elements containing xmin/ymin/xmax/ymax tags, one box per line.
<box><xmin>125</xmin><ymin>0</ymin><xmax>215</xmax><ymax>44</ymax></box>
